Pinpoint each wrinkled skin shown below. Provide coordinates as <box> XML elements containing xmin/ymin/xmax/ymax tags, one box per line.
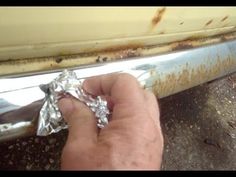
<box><xmin>58</xmin><ymin>73</ymin><xmax>164</xmax><ymax>170</ymax></box>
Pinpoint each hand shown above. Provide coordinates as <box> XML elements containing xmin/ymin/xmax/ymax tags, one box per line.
<box><xmin>58</xmin><ymin>73</ymin><xmax>164</xmax><ymax>170</ymax></box>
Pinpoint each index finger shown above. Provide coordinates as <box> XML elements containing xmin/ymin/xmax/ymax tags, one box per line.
<box><xmin>83</xmin><ymin>73</ymin><xmax>144</xmax><ymax>104</ymax></box>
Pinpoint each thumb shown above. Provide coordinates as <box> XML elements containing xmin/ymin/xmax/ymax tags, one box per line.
<box><xmin>58</xmin><ymin>97</ymin><xmax>98</xmax><ymax>146</ymax></box>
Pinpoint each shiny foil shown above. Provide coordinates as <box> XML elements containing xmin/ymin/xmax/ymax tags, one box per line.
<box><xmin>37</xmin><ymin>70</ymin><xmax>110</xmax><ymax>136</ymax></box>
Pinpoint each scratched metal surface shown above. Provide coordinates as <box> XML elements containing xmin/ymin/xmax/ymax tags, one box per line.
<box><xmin>0</xmin><ymin>72</ymin><xmax>235</xmax><ymax>170</ymax></box>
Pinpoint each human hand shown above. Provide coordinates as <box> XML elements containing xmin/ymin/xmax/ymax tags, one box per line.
<box><xmin>58</xmin><ymin>73</ymin><xmax>164</xmax><ymax>170</ymax></box>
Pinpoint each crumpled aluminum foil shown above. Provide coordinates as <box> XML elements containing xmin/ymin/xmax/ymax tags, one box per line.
<box><xmin>37</xmin><ymin>70</ymin><xmax>110</xmax><ymax>136</ymax></box>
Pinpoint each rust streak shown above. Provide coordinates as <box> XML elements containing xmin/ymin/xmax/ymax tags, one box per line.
<box><xmin>95</xmin><ymin>44</ymin><xmax>143</xmax><ymax>53</ymax></box>
<box><xmin>90</xmin><ymin>43</ymin><xmax>144</xmax><ymax>60</ymax></box>
<box><xmin>221</xmin><ymin>16</ymin><xmax>228</xmax><ymax>22</ymax></box>
<box><xmin>151</xmin><ymin>7</ymin><xmax>166</xmax><ymax>30</ymax></box>
<box><xmin>205</xmin><ymin>19</ymin><xmax>213</xmax><ymax>27</ymax></box>
<box><xmin>171</xmin><ymin>42</ymin><xmax>194</xmax><ymax>51</ymax></box>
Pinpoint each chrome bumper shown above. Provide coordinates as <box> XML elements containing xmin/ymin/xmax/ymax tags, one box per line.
<box><xmin>1</xmin><ymin>40</ymin><xmax>236</xmax><ymax>142</ymax></box>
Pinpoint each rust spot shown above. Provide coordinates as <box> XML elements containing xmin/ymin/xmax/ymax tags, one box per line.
<box><xmin>170</xmin><ymin>31</ymin><xmax>236</xmax><ymax>52</ymax></box>
<box><xmin>94</xmin><ymin>44</ymin><xmax>143</xmax><ymax>54</ymax></box>
<box><xmin>205</xmin><ymin>19</ymin><xmax>213</xmax><ymax>26</ymax></box>
<box><xmin>171</xmin><ymin>42</ymin><xmax>193</xmax><ymax>51</ymax></box>
<box><xmin>219</xmin><ymin>32</ymin><xmax>236</xmax><ymax>42</ymax></box>
<box><xmin>96</xmin><ymin>56</ymin><xmax>101</xmax><ymax>63</ymax></box>
<box><xmin>221</xmin><ymin>16</ymin><xmax>228</xmax><ymax>22</ymax></box>
<box><xmin>81</xmin><ymin>43</ymin><xmax>143</xmax><ymax>61</ymax></box>
<box><xmin>159</xmin><ymin>31</ymin><xmax>165</xmax><ymax>34</ymax></box>
<box><xmin>151</xmin><ymin>7</ymin><xmax>166</xmax><ymax>30</ymax></box>
<box><xmin>102</xmin><ymin>57</ymin><xmax>108</xmax><ymax>62</ymax></box>
<box><xmin>97</xmin><ymin>44</ymin><xmax>143</xmax><ymax>60</ymax></box>
<box><xmin>115</xmin><ymin>48</ymin><xmax>141</xmax><ymax>59</ymax></box>
<box><xmin>152</xmin><ymin>56</ymin><xmax>236</xmax><ymax>98</ymax></box>
<box><xmin>95</xmin><ymin>56</ymin><xmax>108</xmax><ymax>63</ymax></box>
<box><xmin>55</xmin><ymin>57</ymin><xmax>63</xmax><ymax>63</ymax></box>
<box><xmin>220</xmin><ymin>36</ymin><xmax>227</xmax><ymax>42</ymax></box>
<box><xmin>183</xmin><ymin>36</ymin><xmax>204</xmax><ymax>41</ymax></box>
<box><xmin>179</xmin><ymin>22</ymin><xmax>184</xmax><ymax>25</ymax></box>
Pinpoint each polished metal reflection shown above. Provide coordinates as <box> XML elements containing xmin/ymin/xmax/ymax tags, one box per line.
<box><xmin>1</xmin><ymin>39</ymin><xmax>236</xmax><ymax>141</ymax></box>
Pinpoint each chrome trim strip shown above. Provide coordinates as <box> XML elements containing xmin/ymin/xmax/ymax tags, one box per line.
<box><xmin>1</xmin><ymin>40</ymin><xmax>236</xmax><ymax>142</ymax></box>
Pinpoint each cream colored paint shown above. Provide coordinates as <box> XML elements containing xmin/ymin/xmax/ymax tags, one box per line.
<box><xmin>1</xmin><ymin>31</ymin><xmax>236</xmax><ymax>77</ymax></box>
<box><xmin>0</xmin><ymin>7</ymin><xmax>236</xmax><ymax>60</ymax></box>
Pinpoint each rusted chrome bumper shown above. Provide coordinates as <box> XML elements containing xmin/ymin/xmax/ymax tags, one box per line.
<box><xmin>1</xmin><ymin>40</ymin><xmax>236</xmax><ymax>142</ymax></box>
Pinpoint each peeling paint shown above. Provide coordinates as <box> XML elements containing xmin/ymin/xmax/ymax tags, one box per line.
<box><xmin>171</xmin><ymin>42</ymin><xmax>193</xmax><ymax>51</ymax></box>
